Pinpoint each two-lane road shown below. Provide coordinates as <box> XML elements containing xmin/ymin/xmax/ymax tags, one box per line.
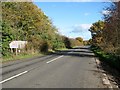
<box><xmin>2</xmin><ymin>46</ymin><xmax>105</xmax><ymax>88</ymax></box>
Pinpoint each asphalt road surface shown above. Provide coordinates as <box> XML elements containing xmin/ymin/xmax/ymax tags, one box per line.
<box><xmin>1</xmin><ymin>46</ymin><xmax>105</xmax><ymax>88</ymax></box>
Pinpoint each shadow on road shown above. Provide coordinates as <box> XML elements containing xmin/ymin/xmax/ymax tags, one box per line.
<box><xmin>70</xmin><ymin>50</ymin><xmax>93</xmax><ymax>53</ymax></box>
<box><xmin>52</xmin><ymin>47</ymin><xmax>96</xmax><ymax>58</ymax></box>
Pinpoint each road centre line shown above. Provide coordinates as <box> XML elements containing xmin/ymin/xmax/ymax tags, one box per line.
<box><xmin>46</xmin><ymin>55</ymin><xmax>64</xmax><ymax>64</ymax></box>
<box><xmin>0</xmin><ymin>71</ymin><xmax>28</xmax><ymax>84</ymax></box>
<box><xmin>1</xmin><ymin>54</ymin><xmax>67</xmax><ymax>83</ymax></box>
<box><xmin>1</xmin><ymin>54</ymin><xmax>66</xmax><ymax>84</ymax></box>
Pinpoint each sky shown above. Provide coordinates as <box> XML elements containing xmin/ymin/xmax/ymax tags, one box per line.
<box><xmin>33</xmin><ymin>1</ymin><xmax>111</xmax><ymax>40</ymax></box>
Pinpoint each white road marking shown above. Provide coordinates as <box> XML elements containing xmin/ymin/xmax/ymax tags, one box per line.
<box><xmin>46</xmin><ymin>55</ymin><xmax>64</xmax><ymax>64</ymax></box>
<box><xmin>0</xmin><ymin>71</ymin><xmax>28</xmax><ymax>84</ymax></box>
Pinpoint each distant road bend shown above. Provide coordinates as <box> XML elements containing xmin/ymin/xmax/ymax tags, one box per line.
<box><xmin>1</xmin><ymin>46</ymin><xmax>105</xmax><ymax>88</ymax></box>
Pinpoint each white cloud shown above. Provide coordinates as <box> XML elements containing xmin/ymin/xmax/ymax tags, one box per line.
<box><xmin>71</xmin><ymin>24</ymin><xmax>92</xmax><ymax>33</ymax></box>
<box><xmin>84</xmin><ymin>13</ymin><xmax>90</xmax><ymax>16</ymax></box>
<box><xmin>56</xmin><ymin>24</ymin><xmax>92</xmax><ymax>40</ymax></box>
<box><xmin>101</xmin><ymin>10</ymin><xmax>111</xmax><ymax>15</ymax></box>
<box><xmin>68</xmin><ymin>24</ymin><xmax>92</xmax><ymax>40</ymax></box>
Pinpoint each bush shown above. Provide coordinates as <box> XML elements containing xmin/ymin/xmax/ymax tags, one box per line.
<box><xmin>91</xmin><ymin>46</ymin><xmax>120</xmax><ymax>71</ymax></box>
<box><xmin>40</xmin><ymin>41</ymin><xmax>48</xmax><ymax>52</ymax></box>
<box><xmin>2</xmin><ymin>22</ymin><xmax>14</xmax><ymax>57</ymax></box>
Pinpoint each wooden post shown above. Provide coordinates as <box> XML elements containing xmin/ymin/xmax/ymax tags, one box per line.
<box><xmin>11</xmin><ymin>48</ymin><xmax>13</xmax><ymax>53</ymax></box>
<box><xmin>16</xmin><ymin>48</ymin><xmax>17</xmax><ymax>55</ymax></box>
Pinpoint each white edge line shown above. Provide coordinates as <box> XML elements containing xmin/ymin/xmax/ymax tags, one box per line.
<box><xmin>0</xmin><ymin>71</ymin><xmax>28</xmax><ymax>84</ymax></box>
<box><xmin>46</xmin><ymin>55</ymin><xmax>64</xmax><ymax>64</ymax></box>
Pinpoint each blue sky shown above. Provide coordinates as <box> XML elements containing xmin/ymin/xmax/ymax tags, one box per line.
<box><xmin>33</xmin><ymin>2</ymin><xmax>111</xmax><ymax>40</ymax></box>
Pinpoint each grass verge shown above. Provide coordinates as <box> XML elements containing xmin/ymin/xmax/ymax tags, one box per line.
<box><xmin>2</xmin><ymin>48</ymin><xmax>67</xmax><ymax>63</ymax></box>
<box><xmin>2</xmin><ymin>53</ymin><xmax>44</xmax><ymax>63</ymax></box>
<box><xmin>91</xmin><ymin>46</ymin><xmax>120</xmax><ymax>72</ymax></box>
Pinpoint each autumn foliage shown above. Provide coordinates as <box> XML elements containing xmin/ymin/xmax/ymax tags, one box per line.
<box><xmin>89</xmin><ymin>2</ymin><xmax>120</xmax><ymax>56</ymax></box>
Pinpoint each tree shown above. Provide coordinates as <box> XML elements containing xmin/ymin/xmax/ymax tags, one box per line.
<box><xmin>62</xmin><ymin>36</ymin><xmax>72</xmax><ymax>49</ymax></box>
<box><xmin>2</xmin><ymin>2</ymin><xmax>66</xmax><ymax>56</ymax></box>
<box><xmin>89</xmin><ymin>20</ymin><xmax>105</xmax><ymax>48</ymax></box>
<box><xmin>76</xmin><ymin>37</ymin><xmax>83</xmax><ymax>42</ymax></box>
<box><xmin>2</xmin><ymin>22</ymin><xmax>14</xmax><ymax>56</ymax></box>
<box><xmin>89</xmin><ymin>1</ymin><xmax>120</xmax><ymax>55</ymax></box>
<box><xmin>102</xmin><ymin>2</ymin><xmax>120</xmax><ymax>54</ymax></box>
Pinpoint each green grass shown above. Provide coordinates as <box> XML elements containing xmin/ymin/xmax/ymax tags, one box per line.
<box><xmin>2</xmin><ymin>53</ymin><xmax>43</xmax><ymax>63</ymax></box>
<box><xmin>55</xmin><ymin>48</ymin><xmax>68</xmax><ymax>51</ymax></box>
<box><xmin>91</xmin><ymin>46</ymin><xmax>120</xmax><ymax>71</ymax></box>
<box><xmin>2</xmin><ymin>48</ymin><xmax>67</xmax><ymax>63</ymax></box>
